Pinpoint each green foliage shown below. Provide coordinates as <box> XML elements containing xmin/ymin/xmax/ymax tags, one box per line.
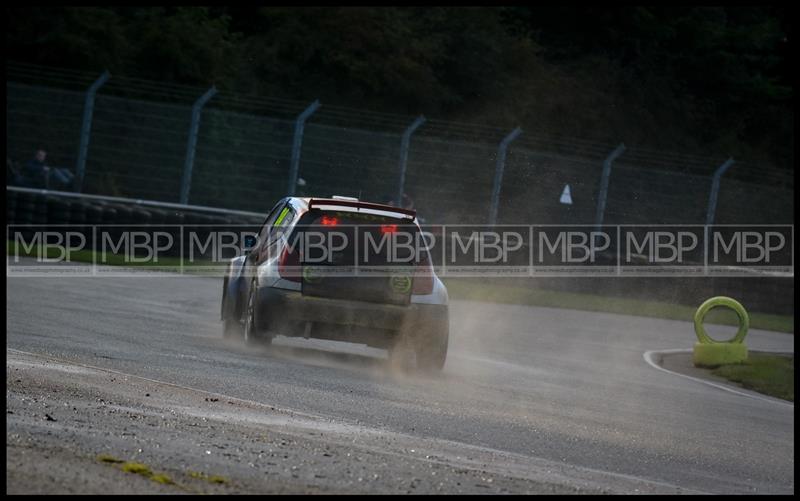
<box><xmin>7</xmin><ymin>7</ymin><xmax>239</xmax><ymax>87</ymax></box>
<box><xmin>124</xmin><ymin>7</ymin><xmax>240</xmax><ymax>86</ymax></box>
<box><xmin>712</xmin><ymin>353</ymin><xmax>794</xmax><ymax>401</ymax></box>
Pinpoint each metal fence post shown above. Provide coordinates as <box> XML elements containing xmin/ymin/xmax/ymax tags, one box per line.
<box><xmin>75</xmin><ymin>71</ymin><xmax>110</xmax><ymax>192</ymax></box>
<box><xmin>594</xmin><ymin>143</ymin><xmax>626</xmax><ymax>231</ymax></box>
<box><xmin>180</xmin><ymin>86</ymin><xmax>217</xmax><ymax>205</ymax></box>
<box><xmin>396</xmin><ymin>115</ymin><xmax>426</xmax><ymax>205</ymax></box>
<box><xmin>488</xmin><ymin>127</ymin><xmax>522</xmax><ymax>226</ymax></box>
<box><xmin>705</xmin><ymin>157</ymin><xmax>735</xmax><ymax>226</ymax></box>
<box><xmin>287</xmin><ymin>100</ymin><xmax>321</xmax><ymax>196</ymax></box>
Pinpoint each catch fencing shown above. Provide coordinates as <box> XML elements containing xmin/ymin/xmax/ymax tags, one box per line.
<box><xmin>6</xmin><ymin>61</ymin><xmax>794</xmax><ymax>227</ymax></box>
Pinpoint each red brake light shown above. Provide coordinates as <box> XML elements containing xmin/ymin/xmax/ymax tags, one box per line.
<box><xmin>321</xmin><ymin>216</ymin><xmax>339</xmax><ymax>226</ymax></box>
<box><xmin>278</xmin><ymin>245</ymin><xmax>301</xmax><ymax>282</ymax></box>
<box><xmin>412</xmin><ymin>252</ymin><xmax>434</xmax><ymax>295</ymax></box>
<box><xmin>380</xmin><ymin>224</ymin><xmax>398</xmax><ymax>234</ymax></box>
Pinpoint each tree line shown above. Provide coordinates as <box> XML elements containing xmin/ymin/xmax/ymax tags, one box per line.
<box><xmin>7</xmin><ymin>6</ymin><xmax>792</xmax><ymax>170</ymax></box>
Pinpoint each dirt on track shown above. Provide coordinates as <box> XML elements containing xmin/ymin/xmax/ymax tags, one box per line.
<box><xmin>7</xmin><ymin>350</ymin><xmax>606</xmax><ymax>495</ymax></box>
<box><xmin>6</xmin><ymin>265</ymin><xmax>794</xmax><ymax>494</ymax></box>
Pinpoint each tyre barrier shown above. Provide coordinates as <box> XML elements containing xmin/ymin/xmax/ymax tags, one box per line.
<box><xmin>8</xmin><ymin>189</ymin><xmax>265</xmax><ymax>262</ymax></box>
<box><xmin>692</xmin><ymin>296</ymin><xmax>750</xmax><ymax>368</ymax></box>
<box><xmin>132</xmin><ymin>208</ymin><xmax>152</xmax><ymax>226</ymax></box>
<box><xmin>69</xmin><ymin>201</ymin><xmax>87</xmax><ymax>225</ymax></box>
<box><xmin>7</xmin><ymin>190</ymin><xmax>18</xmax><ymax>224</ymax></box>
<box><xmin>86</xmin><ymin>203</ymin><xmax>104</xmax><ymax>225</ymax></box>
<box><xmin>165</xmin><ymin>211</ymin><xmax>185</xmax><ymax>257</ymax></box>
<box><xmin>11</xmin><ymin>192</ymin><xmax>40</xmax><ymax>242</ymax></box>
<box><xmin>47</xmin><ymin>197</ymin><xmax>72</xmax><ymax>225</ymax></box>
<box><xmin>12</xmin><ymin>193</ymin><xmax>27</xmax><ymax>233</ymax></box>
<box><xmin>148</xmin><ymin>208</ymin><xmax>166</xmax><ymax>226</ymax></box>
<box><xmin>190</xmin><ymin>214</ymin><xmax>214</xmax><ymax>260</ymax></box>
<box><xmin>100</xmin><ymin>204</ymin><xmax>117</xmax><ymax>223</ymax></box>
<box><xmin>113</xmin><ymin>204</ymin><xmax>134</xmax><ymax>225</ymax></box>
<box><xmin>33</xmin><ymin>196</ymin><xmax>48</xmax><ymax>225</ymax></box>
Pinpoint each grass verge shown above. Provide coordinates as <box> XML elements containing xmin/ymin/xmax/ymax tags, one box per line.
<box><xmin>7</xmin><ymin>240</ymin><xmax>208</xmax><ymax>273</ymax></box>
<box><xmin>711</xmin><ymin>353</ymin><xmax>794</xmax><ymax>402</ymax></box>
<box><xmin>8</xmin><ymin>241</ymin><xmax>793</xmax><ymax>333</ymax></box>
<box><xmin>444</xmin><ymin>279</ymin><xmax>794</xmax><ymax>334</ymax></box>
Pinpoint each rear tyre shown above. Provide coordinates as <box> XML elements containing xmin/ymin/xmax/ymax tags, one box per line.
<box><xmin>244</xmin><ymin>280</ymin><xmax>272</xmax><ymax>347</ymax></box>
<box><xmin>223</xmin><ymin>317</ymin><xmax>243</xmax><ymax>339</ymax></box>
<box><xmin>221</xmin><ymin>276</ymin><xmax>243</xmax><ymax>339</ymax></box>
<box><xmin>415</xmin><ymin>315</ymin><xmax>449</xmax><ymax>373</ymax></box>
<box><xmin>388</xmin><ymin>335</ymin><xmax>416</xmax><ymax>372</ymax></box>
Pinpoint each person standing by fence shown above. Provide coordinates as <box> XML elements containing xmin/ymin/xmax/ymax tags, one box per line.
<box><xmin>21</xmin><ymin>149</ymin><xmax>75</xmax><ymax>190</ymax></box>
<box><xmin>22</xmin><ymin>149</ymin><xmax>50</xmax><ymax>188</ymax></box>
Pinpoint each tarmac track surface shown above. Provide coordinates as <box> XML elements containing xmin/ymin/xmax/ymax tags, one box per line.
<box><xmin>5</xmin><ymin>263</ymin><xmax>794</xmax><ymax>493</ymax></box>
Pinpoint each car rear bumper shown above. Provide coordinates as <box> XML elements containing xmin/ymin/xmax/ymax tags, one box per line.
<box><xmin>256</xmin><ymin>286</ymin><xmax>447</xmax><ymax>348</ymax></box>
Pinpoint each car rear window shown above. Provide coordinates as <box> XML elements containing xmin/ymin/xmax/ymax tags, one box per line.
<box><xmin>291</xmin><ymin>210</ymin><xmax>427</xmax><ymax>267</ymax></box>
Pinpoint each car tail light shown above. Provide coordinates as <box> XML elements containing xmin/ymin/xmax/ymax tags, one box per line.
<box><xmin>380</xmin><ymin>224</ymin><xmax>398</xmax><ymax>234</ymax></box>
<box><xmin>412</xmin><ymin>252</ymin><xmax>434</xmax><ymax>295</ymax></box>
<box><xmin>278</xmin><ymin>245</ymin><xmax>301</xmax><ymax>282</ymax></box>
<box><xmin>321</xmin><ymin>216</ymin><xmax>339</xmax><ymax>226</ymax></box>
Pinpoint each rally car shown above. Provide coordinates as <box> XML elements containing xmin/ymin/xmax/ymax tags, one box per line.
<box><xmin>220</xmin><ymin>196</ymin><xmax>449</xmax><ymax>371</ymax></box>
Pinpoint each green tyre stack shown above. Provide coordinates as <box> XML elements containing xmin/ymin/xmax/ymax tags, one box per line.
<box><xmin>692</xmin><ymin>296</ymin><xmax>749</xmax><ymax>368</ymax></box>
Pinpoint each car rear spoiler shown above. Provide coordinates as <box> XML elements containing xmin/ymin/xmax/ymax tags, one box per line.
<box><xmin>307</xmin><ymin>198</ymin><xmax>416</xmax><ymax>219</ymax></box>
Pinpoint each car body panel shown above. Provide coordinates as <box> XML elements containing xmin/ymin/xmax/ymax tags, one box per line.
<box><xmin>221</xmin><ymin>196</ymin><xmax>449</xmax><ymax>353</ymax></box>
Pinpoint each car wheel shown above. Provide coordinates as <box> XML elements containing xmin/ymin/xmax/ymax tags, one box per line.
<box><xmin>244</xmin><ymin>280</ymin><xmax>272</xmax><ymax>347</ymax></box>
<box><xmin>222</xmin><ymin>279</ymin><xmax>243</xmax><ymax>339</ymax></box>
<box><xmin>388</xmin><ymin>334</ymin><xmax>416</xmax><ymax>372</ymax></box>
<box><xmin>415</xmin><ymin>316</ymin><xmax>449</xmax><ymax>373</ymax></box>
<box><xmin>223</xmin><ymin>317</ymin><xmax>243</xmax><ymax>339</ymax></box>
